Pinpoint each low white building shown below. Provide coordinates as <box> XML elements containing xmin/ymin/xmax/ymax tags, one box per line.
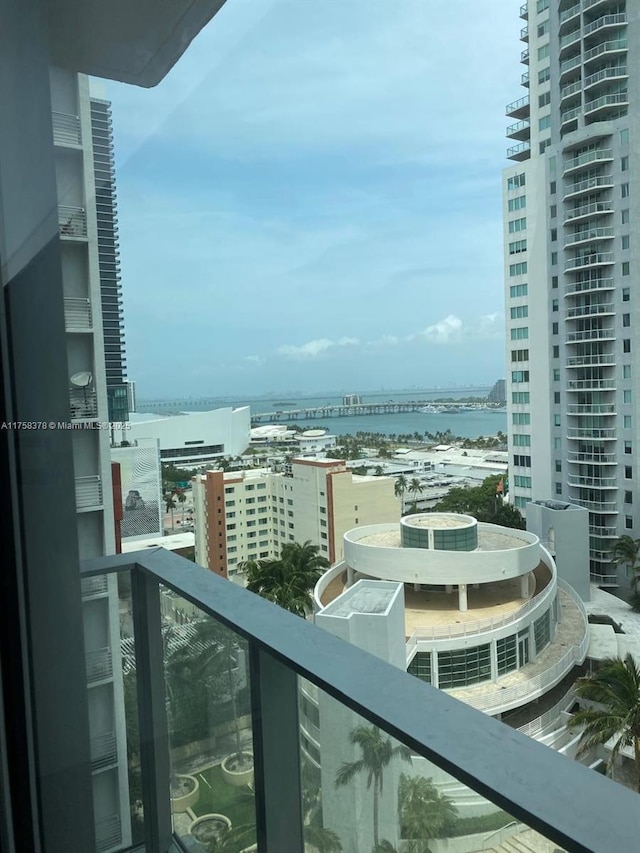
<box><xmin>114</xmin><ymin>407</ymin><xmax>250</xmax><ymax>467</ymax></box>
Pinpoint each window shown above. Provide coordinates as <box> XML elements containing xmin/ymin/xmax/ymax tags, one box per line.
<box><xmin>623</xmin><ymin>313</ymin><xmax>631</xmax><ymax>327</ymax></box>
<box><xmin>552</xmin><ymin>322</ymin><xmax>558</xmax><ymax>335</ymax></box>
<box><xmin>320</xmin><ymin>518</ymin><xmax>327</xmax><ymax>527</ymax></box>
<box><xmin>626</xmin><ymin>516</ymin><xmax>633</xmax><ymax>530</ymax></box>
<box><xmin>538</xmin><ymin>65</ymin><xmax>550</xmax><ymax>84</ymax></box>
<box><xmin>508</xmin><ymin>217</ymin><xmax>527</xmax><ymax>233</ymax></box>
<box><xmin>553</xmin><ymin>346</ymin><xmax>559</xmax><ymax>357</ymax></box>
<box><xmin>513</xmin><ymin>413</ymin><xmax>531</xmax><ymax>425</ymax></box>
<box><xmin>224</xmin><ymin>487</ymin><xmax>234</xmax><ymax>494</ymax></box>
<box><xmin>537</xmin><ymin>19</ymin><xmax>549</xmax><ymax>36</ymax></box>
<box><xmin>510</xmin><ymin>283</ymin><xmax>528</xmax><ymax>298</ymax></box>
<box><xmin>624</xmin><ymin>415</ymin><xmax>632</xmax><ymax>428</ymax></box>
<box><xmin>622</xmin><ymin>156</ymin><xmax>629</xmax><ymax>171</ymax></box>
<box><xmin>623</xmin><ymin>288</ymin><xmax>630</xmax><ymax>301</ymax></box>
<box><xmin>622</xmin><ymin>183</ymin><xmax>629</xmax><ymax>198</ymax></box>
<box><xmin>555</xmin><ymin>460</ymin><xmax>562</xmax><ymax>472</ymax></box>
<box><xmin>550</xmin><ymin>205</ymin><xmax>557</xmax><ymax>219</ymax></box>
<box><xmin>512</xmin><ymin>370</ymin><xmax>530</xmax><ymax>382</ymax></box>
<box><xmin>227</xmin><ymin>523</ymin><xmax>236</xmax><ymax>530</ymax></box>
<box><xmin>228</xmin><ymin>546</ymin><xmax>237</xmax><ymax>554</ymax></box>
<box><xmin>514</xmin><ymin>475</ymin><xmax>532</xmax><ymax>488</ymax></box>
<box><xmin>623</xmin><ymin>261</ymin><xmax>630</xmax><ymax>276</ymax></box>
<box><xmin>624</xmin><ymin>390</ymin><xmax>632</xmax><ymax>404</ymax></box>
<box><xmin>510</xmin><ymin>326</ymin><xmax>529</xmax><ymax>340</ymax></box>
<box><xmin>534</xmin><ymin>611</ymin><xmax>551</xmax><ymax>654</ymax></box>
<box><xmin>508</xmin><ymin>195</ymin><xmax>526</xmax><ymax>211</ymax></box>
<box><xmin>621</xmin><ymin>128</ymin><xmax>629</xmax><ymax>145</ymax></box>
<box><xmin>511</xmin><ymin>348</ymin><xmax>529</xmax><ymax>362</ymax></box>
<box><xmin>551</xmin><ymin>252</ymin><xmax>557</xmax><ymax>265</ymax></box>
<box><xmin>538</xmin><ymin>44</ymin><xmax>549</xmax><ymax>61</ymax></box>
<box><xmin>437</xmin><ymin>645</ymin><xmax>491</xmax><ymax>689</ymax></box>
<box><xmin>287</xmin><ymin>498</ymin><xmax>293</xmax><ymax>505</ymax></box>
<box><xmin>625</xmin><ymin>466</ymin><xmax>633</xmax><ymax>479</ymax></box>
<box><xmin>510</xmin><ymin>305</ymin><xmax>528</xmax><ymax>319</ymax></box>
<box><xmin>515</xmin><ymin>496</ymin><xmax>528</xmax><ymax>509</ymax></box>
<box><xmin>540</xmin><ymin>139</ymin><xmax>550</xmax><ymax>154</ymax></box>
<box><xmin>625</xmin><ymin>491</ymin><xmax>633</xmax><ymax>505</ymax></box>
<box><xmin>622</xmin><ymin>235</ymin><xmax>630</xmax><ymax>250</ymax></box>
<box><xmin>554</xmin><ymin>391</ymin><xmax>560</xmax><ymax>404</ymax></box>
<box><xmin>553</xmin><ymin>369</ymin><xmax>560</xmax><ymax>380</ymax></box>
<box><xmin>555</xmin><ymin>482</ymin><xmax>562</xmax><ymax>495</ymax></box>
<box><xmin>622</xmin><ymin>209</ymin><xmax>629</xmax><ymax>224</ymax></box>
<box><xmin>625</xmin><ymin>441</ymin><xmax>632</xmax><ymax>454</ymax></box>
<box><xmin>550</xmin><ymin>181</ymin><xmax>556</xmax><ymax>195</ymax></box>
<box><xmin>513</xmin><ymin>454</ymin><xmax>531</xmax><ymax>467</ymax></box>
<box><xmin>408</xmin><ymin>652</ymin><xmax>432</xmax><ymax>684</ymax></box>
<box><xmin>624</xmin><ymin>339</ymin><xmax>631</xmax><ymax>353</ymax></box>
<box><xmin>509</xmin><ymin>239</ymin><xmax>527</xmax><ymax>254</ymax></box>
<box><xmin>552</xmin><ymin>276</ymin><xmax>558</xmax><ymax>288</ymax></box>
<box><xmin>550</xmin><ymin>228</ymin><xmax>557</xmax><ymax>243</ymax></box>
<box><xmin>226</xmin><ymin>511</ymin><xmax>236</xmax><ymax>518</ymax></box>
<box><xmin>552</xmin><ymin>299</ymin><xmax>558</xmax><ymax>311</ymax></box>
<box><xmin>257</xmin><ymin>482</ymin><xmax>266</xmax><ymax>490</ymax></box>
<box><xmin>246</xmin><ymin>497</ymin><xmax>255</xmax><ymax>504</ymax></box>
<box><xmin>507</xmin><ymin>173</ymin><xmax>526</xmax><ymax>190</ymax></box>
<box><xmin>554</xmin><ymin>414</ymin><xmax>561</xmax><ymax>426</ymax></box>
<box><xmin>539</xmin><ymin>115</ymin><xmax>551</xmax><ymax>131</ymax></box>
<box><xmin>512</xmin><ymin>391</ymin><xmax>530</xmax><ymax>404</ymax></box>
<box><xmin>513</xmin><ymin>434</ymin><xmax>531</xmax><ymax>447</ymax></box>
<box><xmin>623</xmin><ymin>365</ymin><xmax>631</xmax><ymax>379</ymax></box>
<box><xmin>554</xmin><ymin>437</ymin><xmax>561</xmax><ymax>450</ymax></box>
<box><xmin>227</xmin><ymin>534</ymin><xmax>236</xmax><ymax>542</ymax></box>
<box><xmin>538</xmin><ymin>89</ymin><xmax>550</xmax><ymax>106</ymax></box>
<box><xmin>509</xmin><ymin>262</ymin><xmax>528</xmax><ymax>276</ymax></box>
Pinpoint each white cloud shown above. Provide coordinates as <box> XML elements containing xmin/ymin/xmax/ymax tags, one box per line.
<box><xmin>278</xmin><ymin>337</ymin><xmax>359</xmax><ymax>359</ymax></box>
<box><xmin>470</xmin><ymin>313</ymin><xmax>504</xmax><ymax>341</ymax></box>
<box><xmin>420</xmin><ymin>315</ymin><xmax>463</xmax><ymax>345</ymax></box>
<box><xmin>244</xmin><ymin>355</ymin><xmax>264</xmax><ymax>365</ymax></box>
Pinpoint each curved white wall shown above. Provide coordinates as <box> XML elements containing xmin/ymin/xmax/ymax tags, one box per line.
<box><xmin>343</xmin><ymin>523</ymin><xmax>540</xmax><ymax>585</ymax></box>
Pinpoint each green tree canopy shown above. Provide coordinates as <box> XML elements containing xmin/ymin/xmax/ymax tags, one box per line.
<box><xmin>432</xmin><ymin>475</ymin><xmax>524</xmax><ymax>529</ymax></box>
<box><xmin>566</xmin><ymin>654</ymin><xmax>640</xmax><ymax>791</ymax></box>
<box><xmin>244</xmin><ymin>541</ymin><xmax>329</xmax><ymax>617</ymax></box>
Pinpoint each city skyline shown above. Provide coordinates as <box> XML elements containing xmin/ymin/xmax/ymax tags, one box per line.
<box><xmin>105</xmin><ymin>0</ymin><xmax>521</xmax><ymax>398</ymax></box>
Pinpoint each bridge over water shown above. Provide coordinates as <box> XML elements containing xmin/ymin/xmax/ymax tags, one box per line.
<box><xmin>251</xmin><ymin>402</ymin><xmax>495</xmax><ymax>424</ymax></box>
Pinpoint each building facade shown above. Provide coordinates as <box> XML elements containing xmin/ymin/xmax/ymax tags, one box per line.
<box><xmin>192</xmin><ymin>458</ymin><xmax>399</xmax><ymax>582</ymax></box>
<box><xmin>504</xmin><ymin>0</ymin><xmax>636</xmax><ymax>588</ymax></box>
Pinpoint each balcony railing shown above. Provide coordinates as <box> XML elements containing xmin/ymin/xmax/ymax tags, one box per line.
<box><xmin>58</xmin><ymin>205</ymin><xmax>87</xmax><ymax>239</ymax></box>
<box><xmin>560</xmin><ymin>53</ymin><xmax>582</xmax><ymax>75</ymax></box>
<box><xmin>567</xmin><ymin>427</ymin><xmax>616</xmax><ymax>438</ymax></box>
<box><xmin>564</xmin><ymin>201</ymin><xmax>614</xmax><ymax>222</ymax></box>
<box><xmin>563</xmin><ymin>148</ymin><xmax>613</xmax><ymax>173</ymax></box>
<box><xmin>75</xmin><ymin>475</ymin><xmax>103</xmax><ymax>510</ymax></box>
<box><xmin>70</xmin><ymin>387</ymin><xmax>98</xmax><ymax>420</ymax></box>
<box><xmin>565</xmin><ymin>276</ymin><xmax>614</xmax><ymax>294</ymax></box>
<box><xmin>567</xmin><ymin>474</ymin><xmax>618</xmax><ymax>488</ymax></box>
<box><xmin>583</xmin><ymin>38</ymin><xmax>627</xmax><ymax>63</ymax></box>
<box><xmin>564</xmin><ymin>252</ymin><xmax>614</xmax><ymax>270</ymax></box>
<box><xmin>585</xmin><ymin>91</ymin><xmax>628</xmax><ymax>114</ymax></box>
<box><xmin>560</xmin><ymin>105</ymin><xmax>581</xmax><ymax>126</ymax></box>
<box><xmin>564</xmin><ymin>227</ymin><xmax>614</xmax><ymax>246</ymax></box>
<box><xmin>566</xmin><ymin>376</ymin><xmax>616</xmax><ymax>388</ymax></box>
<box><xmin>566</xmin><ymin>352</ymin><xmax>615</xmax><ymax>366</ymax></box>
<box><xmin>569</xmin><ymin>452</ymin><xmax>617</xmax><ymax>464</ymax></box>
<box><xmin>63</xmin><ymin>297</ymin><xmax>93</xmax><ymax>331</ymax></box>
<box><xmin>52</xmin><ymin>111</ymin><xmax>81</xmax><ymax>146</ymax></box>
<box><xmin>505</xmin><ymin>95</ymin><xmax>530</xmax><ymax>117</ymax></box>
<box><xmin>95</xmin><ymin>815</ymin><xmax>122</xmax><ymax>853</ymax></box>
<box><xmin>584</xmin><ymin>12</ymin><xmax>627</xmax><ymax>36</ymax></box>
<box><xmin>567</xmin><ymin>403</ymin><xmax>616</xmax><ymax>414</ymax></box>
<box><xmin>584</xmin><ymin>64</ymin><xmax>628</xmax><ymax>88</ymax></box>
<box><xmin>507</xmin><ymin>142</ymin><xmax>531</xmax><ymax>161</ymax></box>
<box><xmin>589</xmin><ymin>524</ymin><xmax>618</xmax><ymax>535</ymax></box>
<box><xmin>572</xmin><ymin>497</ymin><xmax>618</xmax><ymax>511</ymax></box>
<box><xmin>560</xmin><ymin>79</ymin><xmax>583</xmax><ymax>102</ymax></box>
<box><xmin>565</xmin><ymin>303</ymin><xmax>614</xmax><ymax>318</ymax></box>
<box><xmin>560</xmin><ymin>27</ymin><xmax>581</xmax><ymax>49</ymax></box>
<box><xmin>78</xmin><ymin>548</ymin><xmax>640</xmax><ymax>853</ymax></box>
<box><xmin>520</xmin><ymin>2</ymin><xmax>528</xmax><ymax>18</ymax></box>
<box><xmin>81</xmin><ymin>575</ymin><xmax>109</xmax><ymax>598</ymax></box>
<box><xmin>506</xmin><ymin>119</ymin><xmax>531</xmax><ymax>140</ymax></box>
<box><xmin>563</xmin><ymin>175</ymin><xmax>614</xmax><ymax>199</ymax></box>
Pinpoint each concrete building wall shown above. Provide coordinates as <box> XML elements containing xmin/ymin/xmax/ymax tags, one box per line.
<box><xmin>526</xmin><ymin>500</ymin><xmax>590</xmax><ymax>601</ymax></box>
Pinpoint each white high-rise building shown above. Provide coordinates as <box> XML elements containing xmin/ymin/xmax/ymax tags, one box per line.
<box><xmin>503</xmin><ymin>0</ymin><xmax>635</xmax><ymax>590</ymax></box>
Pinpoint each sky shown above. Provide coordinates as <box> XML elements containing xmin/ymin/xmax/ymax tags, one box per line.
<box><xmin>105</xmin><ymin>0</ymin><xmax>523</xmax><ymax>399</ymax></box>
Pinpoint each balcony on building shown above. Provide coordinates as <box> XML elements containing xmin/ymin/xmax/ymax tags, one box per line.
<box><xmin>560</xmin><ymin>77</ymin><xmax>583</xmax><ymax>107</ymax></box>
<box><xmin>559</xmin><ymin>2</ymin><xmax>581</xmax><ymax>29</ymax></box>
<box><xmin>583</xmin><ymin>37</ymin><xmax>627</xmax><ymax>65</ymax></box>
<box><xmin>569</xmin><ymin>451</ymin><xmax>617</xmax><ymax>465</ymax></box>
<box><xmin>585</xmin><ymin>90</ymin><xmax>629</xmax><ymax>121</ymax></box>
<box><xmin>507</xmin><ymin>141</ymin><xmax>531</xmax><ymax>162</ymax></box>
<box><xmin>505</xmin><ymin>94</ymin><xmax>530</xmax><ymax>119</ymax></box>
<box><xmin>562</xmin><ymin>147</ymin><xmax>613</xmax><ymax>175</ymax></box>
<box><xmin>75</xmin><ymin>474</ymin><xmax>104</xmax><ymax>511</ymax></box>
<box><xmin>564</xmin><ymin>251</ymin><xmax>614</xmax><ymax>270</ymax></box>
<box><xmin>564</xmin><ymin>226</ymin><xmax>614</xmax><ymax>248</ymax></box>
<box><xmin>564</xmin><ymin>276</ymin><xmax>615</xmax><ymax>294</ymax></box>
<box><xmin>584</xmin><ymin>62</ymin><xmax>628</xmax><ymax>92</ymax></box>
<box><xmin>58</xmin><ymin>205</ymin><xmax>88</xmax><ymax>240</ymax></box>
<box><xmin>521</xmin><ymin>47</ymin><xmax>529</xmax><ymax>64</ymax></box>
<box><xmin>520</xmin><ymin>24</ymin><xmax>529</xmax><ymax>42</ymax></box>
<box><xmin>519</xmin><ymin>1</ymin><xmax>528</xmax><ymax>18</ymax></box>
<box><xmin>583</xmin><ymin>12</ymin><xmax>627</xmax><ymax>38</ymax></box>
<box><xmin>559</xmin><ymin>27</ymin><xmax>582</xmax><ymax>56</ymax></box>
<box><xmin>506</xmin><ymin>119</ymin><xmax>531</xmax><ymax>141</ymax></box>
<box><xmin>559</xmin><ymin>52</ymin><xmax>582</xmax><ymax>82</ymax></box>
<box><xmin>521</xmin><ymin>70</ymin><xmax>530</xmax><ymax>87</ymax></box>
<box><xmin>563</xmin><ymin>174</ymin><xmax>615</xmax><ymax>201</ymax></box>
<box><xmin>64</xmin><ymin>296</ymin><xmax>93</xmax><ymax>331</ymax></box>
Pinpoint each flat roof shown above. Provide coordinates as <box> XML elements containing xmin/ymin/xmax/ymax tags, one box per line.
<box><xmin>357</xmin><ymin>528</ymin><xmax>526</xmax><ymax>552</ymax></box>
<box><xmin>122</xmin><ymin>532</ymin><xmax>195</xmax><ymax>552</ymax></box>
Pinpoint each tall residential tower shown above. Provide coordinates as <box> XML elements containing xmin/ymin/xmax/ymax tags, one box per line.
<box><xmin>504</xmin><ymin>0</ymin><xmax>635</xmax><ymax>589</ymax></box>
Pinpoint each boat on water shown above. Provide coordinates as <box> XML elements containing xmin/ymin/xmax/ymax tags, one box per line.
<box><xmin>419</xmin><ymin>405</ymin><xmax>445</xmax><ymax>414</ymax></box>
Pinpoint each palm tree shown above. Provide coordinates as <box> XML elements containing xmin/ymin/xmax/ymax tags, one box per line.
<box><xmin>335</xmin><ymin>725</ymin><xmax>411</xmax><ymax>848</ymax></box>
<box><xmin>394</xmin><ymin>475</ymin><xmax>408</xmax><ymax>508</ymax></box>
<box><xmin>610</xmin><ymin>536</ymin><xmax>640</xmax><ymax>591</ymax></box>
<box><xmin>245</xmin><ymin>541</ymin><xmax>329</xmax><ymax>617</ymax></box>
<box><xmin>398</xmin><ymin>774</ymin><xmax>458</xmax><ymax>853</ymax></box>
<box><xmin>176</xmin><ymin>489</ymin><xmax>187</xmax><ymax>523</ymax></box>
<box><xmin>165</xmin><ymin>494</ymin><xmax>177</xmax><ymax>529</ymax></box>
<box><xmin>374</xmin><ymin>465</ymin><xmax>384</xmax><ymax>476</ymax></box>
<box><xmin>566</xmin><ymin>654</ymin><xmax>640</xmax><ymax>790</ymax></box>
<box><xmin>408</xmin><ymin>478</ymin><xmax>423</xmax><ymax>505</ymax></box>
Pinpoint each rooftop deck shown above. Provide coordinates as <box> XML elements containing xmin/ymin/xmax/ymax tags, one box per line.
<box><xmin>357</xmin><ymin>528</ymin><xmax>528</xmax><ymax>551</ymax></box>
<box><xmin>320</xmin><ymin>563</ymin><xmax>551</xmax><ymax>635</ymax></box>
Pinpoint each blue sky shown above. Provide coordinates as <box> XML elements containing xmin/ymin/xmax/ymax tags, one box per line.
<box><xmin>105</xmin><ymin>0</ymin><xmax>522</xmax><ymax>399</ymax></box>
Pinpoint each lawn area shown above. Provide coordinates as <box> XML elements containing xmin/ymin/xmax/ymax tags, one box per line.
<box><xmin>192</xmin><ymin>764</ymin><xmax>256</xmax><ymax>831</ymax></box>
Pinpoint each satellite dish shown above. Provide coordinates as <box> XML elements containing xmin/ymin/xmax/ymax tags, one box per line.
<box><xmin>70</xmin><ymin>371</ymin><xmax>93</xmax><ymax>388</ymax></box>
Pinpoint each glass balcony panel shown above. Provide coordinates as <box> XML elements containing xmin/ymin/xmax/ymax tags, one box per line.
<box><xmin>161</xmin><ymin>592</ymin><xmax>257</xmax><ymax>852</ymax></box>
<box><xmin>304</xmin><ymin>692</ymin><xmax>576</xmax><ymax>853</ymax></box>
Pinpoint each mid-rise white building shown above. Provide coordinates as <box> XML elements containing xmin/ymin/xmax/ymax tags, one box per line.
<box><xmin>192</xmin><ymin>457</ymin><xmax>399</xmax><ymax>582</ymax></box>
<box><xmin>503</xmin><ymin>0</ymin><xmax>636</xmax><ymax>588</ymax></box>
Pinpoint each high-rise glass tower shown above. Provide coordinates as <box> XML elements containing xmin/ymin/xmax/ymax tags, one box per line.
<box><xmin>503</xmin><ymin>0</ymin><xmax>633</xmax><ymax>589</ymax></box>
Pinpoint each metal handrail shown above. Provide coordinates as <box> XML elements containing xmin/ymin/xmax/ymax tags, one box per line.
<box><xmin>482</xmin><ymin>820</ymin><xmax>520</xmax><ymax>851</ymax></box>
<box><xmin>80</xmin><ymin>548</ymin><xmax>640</xmax><ymax>853</ymax></box>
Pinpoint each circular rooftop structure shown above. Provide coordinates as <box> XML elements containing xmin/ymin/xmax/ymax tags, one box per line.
<box><xmin>401</xmin><ymin>513</ymin><xmax>478</xmax><ymax>552</ymax></box>
<box><xmin>301</xmin><ymin>429</ymin><xmax>327</xmax><ymax>437</ymax></box>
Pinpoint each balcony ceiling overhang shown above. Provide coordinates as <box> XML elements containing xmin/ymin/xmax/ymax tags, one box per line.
<box><xmin>46</xmin><ymin>0</ymin><xmax>227</xmax><ymax>87</ymax></box>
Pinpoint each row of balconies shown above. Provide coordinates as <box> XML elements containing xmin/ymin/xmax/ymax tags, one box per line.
<box><xmin>564</xmin><ymin>201</ymin><xmax>614</xmax><ymax>223</ymax></box>
<box><xmin>566</xmin><ymin>402</ymin><xmax>616</xmax><ymax>414</ymax></box>
<box><xmin>562</xmin><ymin>147</ymin><xmax>612</xmax><ymax>174</ymax></box>
<box><xmin>564</xmin><ymin>251</ymin><xmax>614</xmax><ymax>270</ymax></box>
<box><xmin>567</xmin><ymin>427</ymin><xmax>616</xmax><ymax>439</ymax></box>
<box><xmin>563</xmin><ymin>174</ymin><xmax>613</xmax><ymax>200</ymax></box>
<box><xmin>570</xmin><ymin>452</ymin><xmax>617</xmax><ymax>464</ymax></box>
<box><xmin>566</xmin><ymin>377</ymin><xmax>616</xmax><ymax>389</ymax></box>
<box><xmin>567</xmin><ymin>474</ymin><xmax>618</xmax><ymax>488</ymax></box>
<box><xmin>566</xmin><ymin>352</ymin><xmax>615</xmax><ymax>366</ymax></box>
<box><xmin>564</xmin><ymin>226</ymin><xmax>614</xmax><ymax>247</ymax></box>
<box><xmin>565</xmin><ymin>302</ymin><xmax>614</xmax><ymax>318</ymax></box>
<box><xmin>565</xmin><ymin>276</ymin><xmax>614</xmax><ymax>294</ymax></box>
